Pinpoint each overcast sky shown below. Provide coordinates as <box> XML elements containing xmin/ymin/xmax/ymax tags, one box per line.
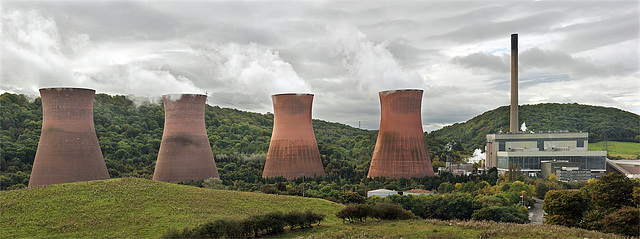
<box><xmin>2</xmin><ymin>0</ymin><xmax>638</xmax><ymax>131</ymax></box>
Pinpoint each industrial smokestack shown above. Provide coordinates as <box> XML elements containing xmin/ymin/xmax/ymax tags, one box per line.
<box><xmin>368</xmin><ymin>89</ymin><xmax>435</xmax><ymax>178</ymax></box>
<box><xmin>29</xmin><ymin>88</ymin><xmax>110</xmax><ymax>187</ymax></box>
<box><xmin>153</xmin><ymin>94</ymin><xmax>219</xmax><ymax>182</ymax></box>
<box><xmin>510</xmin><ymin>33</ymin><xmax>519</xmax><ymax>133</ymax></box>
<box><xmin>263</xmin><ymin>93</ymin><xmax>325</xmax><ymax>179</ymax></box>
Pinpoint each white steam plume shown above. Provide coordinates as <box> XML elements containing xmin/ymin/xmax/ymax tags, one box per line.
<box><xmin>328</xmin><ymin>24</ymin><xmax>425</xmax><ymax>95</ymax></box>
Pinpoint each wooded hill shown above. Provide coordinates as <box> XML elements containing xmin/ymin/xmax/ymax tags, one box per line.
<box><xmin>1</xmin><ymin>93</ymin><xmax>638</xmax><ymax>190</ymax></box>
<box><xmin>430</xmin><ymin>103</ymin><xmax>640</xmax><ymax>152</ymax></box>
<box><xmin>0</xmin><ymin>93</ymin><xmax>377</xmax><ymax>190</ymax></box>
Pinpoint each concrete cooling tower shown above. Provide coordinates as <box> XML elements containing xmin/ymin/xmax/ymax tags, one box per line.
<box><xmin>263</xmin><ymin>93</ymin><xmax>325</xmax><ymax>179</ymax></box>
<box><xmin>29</xmin><ymin>88</ymin><xmax>110</xmax><ymax>187</ymax></box>
<box><xmin>368</xmin><ymin>89</ymin><xmax>435</xmax><ymax>178</ymax></box>
<box><xmin>153</xmin><ymin>94</ymin><xmax>219</xmax><ymax>182</ymax></box>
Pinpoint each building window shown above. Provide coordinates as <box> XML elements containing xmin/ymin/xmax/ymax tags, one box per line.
<box><xmin>499</xmin><ymin>141</ymin><xmax>505</xmax><ymax>151</ymax></box>
<box><xmin>577</xmin><ymin>140</ymin><xmax>584</xmax><ymax>148</ymax></box>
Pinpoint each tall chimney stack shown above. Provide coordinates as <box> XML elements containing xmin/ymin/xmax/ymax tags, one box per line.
<box><xmin>510</xmin><ymin>33</ymin><xmax>519</xmax><ymax>133</ymax></box>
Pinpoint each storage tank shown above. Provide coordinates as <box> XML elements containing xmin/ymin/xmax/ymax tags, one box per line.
<box><xmin>368</xmin><ymin>89</ymin><xmax>435</xmax><ymax>178</ymax></box>
<box><xmin>153</xmin><ymin>94</ymin><xmax>219</xmax><ymax>182</ymax></box>
<box><xmin>263</xmin><ymin>93</ymin><xmax>325</xmax><ymax>179</ymax></box>
<box><xmin>29</xmin><ymin>88</ymin><xmax>110</xmax><ymax>187</ymax></box>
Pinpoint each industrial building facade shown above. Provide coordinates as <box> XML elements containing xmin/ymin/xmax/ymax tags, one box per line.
<box><xmin>485</xmin><ymin>132</ymin><xmax>606</xmax><ymax>180</ymax></box>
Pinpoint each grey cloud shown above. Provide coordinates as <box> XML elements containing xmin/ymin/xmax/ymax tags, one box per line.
<box><xmin>556</xmin><ymin>9</ymin><xmax>639</xmax><ymax>53</ymax></box>
<box><xmin>1</xmin><ymin>1</ymin><xmax>638</xmax><ymax>132</ymax></box>
<box><xmin>433</xmin><ymin>10</ymin><xmax>565</xmax><ymax>43</ymax></box>
<box><xmin>520</xmin><ymin>47</ymin><xmax>636</xmax><ymax>78</ymax></box>
<box><xmin>451</xmin><ymin>52</ymin><xmax>509</xmax><ymax>73</ymax></box>
<box><xmin>451</xmin><ymin>47</ymin><xmax>636</xmax><ymax>78</ymax></box>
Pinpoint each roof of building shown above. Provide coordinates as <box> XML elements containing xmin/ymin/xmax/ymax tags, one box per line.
<box><xmin>367</xmin><ymin>189</ymin><xmax>397</xmax><ymax>193</ymax></box>
<box><xmin>404</xmin><ymin>189</ymin><xmax>433</xmax><ymax>193</ymax></box>
<box><xmin>607</xmin><ymin>159</ymin><xmax>640</xmax><ymax>176</ymax></box>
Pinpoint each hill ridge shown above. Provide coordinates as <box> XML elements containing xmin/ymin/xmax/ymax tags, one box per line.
<box><xmin>429</xmin><ymin>103</ymin><xmax>639</xmax><ymax>151</ymax></box>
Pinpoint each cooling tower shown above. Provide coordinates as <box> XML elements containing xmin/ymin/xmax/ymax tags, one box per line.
<box><xmin>153</xmin><ymin>94</ymin><xmax>219</xmax><ymax>182</ymax></box>
<box><xmin>263</xmin><ymin>93</ymin><xmax>325</xmax><ymax>179</ymax></box>
<box><xmin>29</xmin><ymin>88</ymin><xmax>110</xmax><ymax>187</ymax></box>
<box><xmin>368</xmin><ymin>89</ymin><xmax>435</xmax><ymax>178</ymax></box>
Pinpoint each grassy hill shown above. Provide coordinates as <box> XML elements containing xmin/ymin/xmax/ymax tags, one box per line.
<box><xmin>589</xmin><ymin>141</ymin><xmax>640</xmax><ymax>159</ymax></box>
<box><xmin>430</xmin><ymin>103</ymin><xmax>639</xmax><ymax>152</ymax></box>
<box><xmin>1</xmin><ymin>178</ymin><xmax>623</xmax><ymax>239</ymax></box>
<box><xmin>0</xmin><ymin>177</ymin><xmax>343</xmax><ymax>238</ymax></box>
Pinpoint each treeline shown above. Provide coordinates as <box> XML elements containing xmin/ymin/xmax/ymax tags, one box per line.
<box><xmin>371</xmin><ymin>179</ymin><xmax>536</xmax><ymax>224</ymax></box>
<box><xmin>160</xmin><ymin>210</ymin><xmax>325</xmax><ymax>238</ymax></box>
<box><xmin>431</xmin><ymin>103</ymin><xmax>640</xmax><ymax>151</ymax></box>
<box><xmin>0</xmin><ymin>93</ymin><xmax>374</xmax><ymax>189</ymax></box>
<box><xmin>0</xmin><ymin>92</ymin><xmax>471</xmax><ymax>190</ymax></box>
<box><xmin>543</xmin><ymin>173</ymin><xmax>640</xmax><ymax>237</ymax></box>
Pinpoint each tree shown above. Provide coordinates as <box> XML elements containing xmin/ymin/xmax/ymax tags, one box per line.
<box><xmin>602</xmin><ymin>207</ymin><xmax>640</xmax><ymax>236</ymax></box>
<box><xmin>472</xmin><ymin>206</ymin><xmax>529</xmax><ymax>223</ymax></box>
<box><xmin>339</xmin><ymin>191</ymin><xmax>366</xmax><ymax>204</ymax></box>
<box><xmin>589</xmin><ymin>173</ymin><xmax>639</xmax><ymax>211</ymax></box>
<box><xmin>543</xmin><ymin>190</ymin><xmax>588</xmax><ymax>227</ymax></box>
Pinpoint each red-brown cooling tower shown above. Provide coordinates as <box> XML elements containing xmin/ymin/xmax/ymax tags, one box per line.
<box><xmin>368</xmin><ymin>89</ymin><xmax>435</xmax><ymax>178</ymax></box>
<box><xmin>153</xmin><ymin>94</ymin><xmax>219</xmax><ymax>182</ymax></box>
<box><xmin>263</xmin><ymin>93</ymin><xmax>325</xmax><ymax>179</ymax></box>
<box><xmin>29</xmin><ymin>88</ymin><xmax>110</xmax><ymax>187</ymax></box>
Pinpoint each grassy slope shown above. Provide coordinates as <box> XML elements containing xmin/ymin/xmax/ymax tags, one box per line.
<box><xmin>285</xmin><ymin>220</ymin><xmax>622</xmax><ymax>239</ymax></box>
<box><xmin>0</xmin><ymin>177</ymin><xmax>343</xmax><ymax>238</ymax></box>
<box><xmin>1</xmin><ymin>178</ymin><xmax>623</xmax><ymax>238</ymax></box>
<box><xmin>589</xmin><ymin>141</ymin><xmax>640</xmax><ymax>159</ymax></box>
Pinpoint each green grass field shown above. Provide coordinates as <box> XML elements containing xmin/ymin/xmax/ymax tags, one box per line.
<box><xmin>589</xmin><ymin>141</ymin><xmax>639</xmax><ymax>159</ymax></box>
<box><xmin>0</xmin><ymin>177</ymin><xmax>342</xmax><ymax>238</ymax></box>
<box><xmin>1</xmin><ymin>177</ymin><xmax>623</xmax><ymax>238</ymax></box>
<box><xmin>284</xmin><ymin>219</ymin><xmax>621</xmax><ymax>238</ymax></box>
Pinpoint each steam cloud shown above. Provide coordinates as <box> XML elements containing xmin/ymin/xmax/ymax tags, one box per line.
<box><xmin>1</xmin><ymin>9</ymin><xmax>312</xmax><ymax>113</ymax></box>
<box><xmin>328</xmin><ymin>24</ymin><xmax>425</xmax><ymax>95</ymax></box>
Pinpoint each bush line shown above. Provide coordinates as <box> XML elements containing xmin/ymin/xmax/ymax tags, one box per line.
<box><xmin>160</xmin><ymin>210</ymin><xmax>325</xmax><ymax>238</ymax></box>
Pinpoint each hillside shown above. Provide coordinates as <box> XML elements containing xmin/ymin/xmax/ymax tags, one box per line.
<box><xmin>0</xmin><ymin>177</ymin><xmax>343</xmax><ymax>238</ymax></box>
<box><xmin>286</xmin><ymin>219</ymin><xmax>622</xmax><ymax>238</ymax></box>
<box><xmin>1</xmin><ymin>178</ymin><xmax>622</xmax><ymax>239</ymax></box>
<box><xmin>430</xmin><ymin>103</ymin><xmax>640</xmax><ymax>152</ymax></box>
<box><xmin>0</xmin><ymin>93</ymin><xmax>376</xmax><ymax>189</ymax></box>
<box><xmin>589</xmin><ymin>141</ymin><xmax>640</xmax><ymax>159</ymax></box>
<box><xmin>2</xmin><ymin>93</ymin><xmax>638</xmax><ymax>191</ymax></box>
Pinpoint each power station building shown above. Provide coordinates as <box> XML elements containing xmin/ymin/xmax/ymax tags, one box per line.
<box><xmin>485</xmin><ymin>132</ymin><xmax>607</xmax><ymax>180</ymax></box>
<box><xmin>153</xmin><ymin>94</ymin><xmax>219</xmax><ymax>182</ymax></box>
<box><xmin>263</xmin><ymin>93</ymin><xmax>325</xmax><ymax>179</ymax></box>
<box><xmin>29</xmin><ymin>88</ymin><xmax>110</xmax><ymax>187</ymax></box>
<box><xmin>368</xmin><ymin>89</ymin><xmax>435</xmax><ymax>178</ymax></box>
<box><xmin>484</xmin><ymin>33</ymin><xmax>606</xmax><ymax>181</ymax></box>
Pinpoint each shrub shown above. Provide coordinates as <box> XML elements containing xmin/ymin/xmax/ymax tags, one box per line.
<box><xmin>370</xmin><ymin>203</ymin><xmax>415</xmax><ymax>220</ymax></box>
<box><xmin>472</xmin><ymin>206</ymin><xmax>529</xmax><ymax>224</ymax></box>
<box><xmin>335</xmin><ymin>204</ymin><xmax>369</xmax><ymax>223</ymax></box>
<box><xmin>602</xmin><ymin>207</ymin><xmax>640</xmax><ymax>236</ymax></box>
<box><xmin>160</xmin><ymin>210</ymin><xmax>325</xmax><ymax>238</ymax></box>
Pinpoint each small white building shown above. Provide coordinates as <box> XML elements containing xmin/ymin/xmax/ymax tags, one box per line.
<box><xmin>367</xmin><ymin>189</ymin><xmax>399</xmax><ymax>197</ymax></box>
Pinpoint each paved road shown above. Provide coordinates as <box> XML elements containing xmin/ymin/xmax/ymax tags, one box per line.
<box><xmin>529</xmin><ymin>199</ymin><xmax>545</xmax><ymax>224</ymax></box>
